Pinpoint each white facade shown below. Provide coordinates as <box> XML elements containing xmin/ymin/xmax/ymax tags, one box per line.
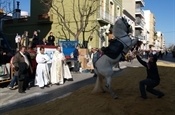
<box><xmin>143</xmin><ymin>10</ymin><xmax>151</xmax><ymax>50</ymax></box>
<box><xmin>144</xmin><ymin>10</ymin><xmax>151</xmax><ymax>34</ymax></box>
<box><xmin>144</xmin><ymin>10</ymin><xmax>165</xmax><ymax>51</ymax></box>
<box><xmin>156</xmin><ymin>31</ymin><xmax>165</xmax><ymax>50</ymax></box>
<box><xmin>135</xmin><ymin>0</ymin><xmax>145</xmax><ymax>40</ymax></box>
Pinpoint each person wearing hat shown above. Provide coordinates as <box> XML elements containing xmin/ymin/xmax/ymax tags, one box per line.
<box><xmin>135</xmin><ymin>51</ymin><xmax>164</xmax><ymax>99</ymax></box>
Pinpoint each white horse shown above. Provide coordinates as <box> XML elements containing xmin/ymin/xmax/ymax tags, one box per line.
<box><xmin>92</xmin><ymin>17</ymin><xmax>140</xmax><ymax>99</ymax></box>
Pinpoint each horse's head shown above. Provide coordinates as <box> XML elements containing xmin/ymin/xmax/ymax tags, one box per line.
<box><xmin>113</xmin><ymin>16</ymin><xmax>133</xmax><ymax>38</ymax></box>
<box><xmin>112</xmin><ymin>16</ymin><xmax>140</xmax><ymax>54</ymax></box>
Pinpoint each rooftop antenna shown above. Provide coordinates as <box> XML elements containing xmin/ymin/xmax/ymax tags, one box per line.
<box><xmin>13</xmin><ymin>0</ymin><xmax>16</xmax><ymax>15</ymax></box>
<box><xmin>17</xmin><ymin>1</ymin><xmax>20</xmax><ymax>9</ymax></box>
<box><xmin>13</xmin><ymin>1</ymin><xmax>21</xmax><ymax>19</ymax></box>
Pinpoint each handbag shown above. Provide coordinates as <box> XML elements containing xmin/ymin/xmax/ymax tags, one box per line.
<box><xmin>63</xmin><ymin>64</ymin><xmax>72</xmax><ymax>79</ymax></box>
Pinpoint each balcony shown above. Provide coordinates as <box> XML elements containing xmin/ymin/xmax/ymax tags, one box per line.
<box><xmin>142</xmin><ymin>39</ymin><xmax>148</xmax><ymax>44</ymax></box>
<box><xmin>136</xmin><ymin>35</ymin><xmax>144</xmax><ymax>40</ymax></box>
<box><xmin>135</xmin><ymin>19</ymin><xmax>144</xmax><ymax>30</ymax></box>
<box><xmin>135</xmin><ymin>0</ymin><xmax>145</xmax><ymax>7</ymax></box>
<box><xmin>38</xmin><ymin>13</ymin><xmax>53</xmax><ymax>24</ymax></box>
<box><xmin>135</xmin><ymin>8</ymin><xmax>144</xmax><ymax>18</ymax></box>
<box><xmin>97</xmin><ymin>9</ymin><xmax>115</xmax><ymax>24</ymax></box>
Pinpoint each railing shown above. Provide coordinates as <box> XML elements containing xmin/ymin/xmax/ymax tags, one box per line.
<box><xmin>135</xmin><ymin>8</ymin><xmax>144</xmax><ymax>17</ymax></box>
<box><xmin>135</xmin><ymin>22</ymin><xmax>144</xmax><ymax>29</ymax></box>
<box><xmin>136</xmin><ymin>35</ymin><xmax>144</xmax><ymax>40</ymax></box>
<box><xmin>135</xmin><ymin>0</ymin><xmax>145</xmax><ymax>7</ymax></box>
<box><xmin>97</xmin><ymin>9</ymin><xmax>115</xmax><ymax>24</ymax></box>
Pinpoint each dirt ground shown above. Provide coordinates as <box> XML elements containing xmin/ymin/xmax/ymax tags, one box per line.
<box><xmin>4</xmin><ymin>62</ymin><xmax>175</xmax><ymax>115</ymax></box>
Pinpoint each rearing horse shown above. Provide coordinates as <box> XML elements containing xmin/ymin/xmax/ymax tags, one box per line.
<box><xmin>92</xmin><ymin>16</ymin><xmax>140</xmax><ymax>99</ymax></box>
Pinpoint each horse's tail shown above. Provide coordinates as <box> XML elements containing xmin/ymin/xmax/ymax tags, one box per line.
<box><xmin>92</xmin><ymin>75</ymin><xmax>101</xmax><ymax>93</ymax></box>
<box><xmin>92</xmin><ymin>68</ymin><xmax>104</xmax><ymax>93</ymax></box>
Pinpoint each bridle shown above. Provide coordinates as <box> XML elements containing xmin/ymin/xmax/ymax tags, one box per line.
<box><xmin>114</xmin><ymin>17</ymin><xmax>136</xmax><ymax>55</ymax></box>
<box><xmin>115</xmin><ymin>17</ymin><xmax>133</xmax><ymax>51</ymax></box>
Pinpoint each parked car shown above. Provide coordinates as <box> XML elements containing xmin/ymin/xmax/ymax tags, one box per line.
<box><xmin>0</xmin><ymin>32</ymin><xmax>15</xmax><ymax>84</ymax></box>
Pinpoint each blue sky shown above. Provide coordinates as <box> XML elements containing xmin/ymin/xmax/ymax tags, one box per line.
<box><xmin>17</xmin><ymin>0</ymin><xmax>30</xmax><ymax>13</ymax></box>
<box><xmin>144</xmin><ymin>0</ymin><xmax>175</xmax><ymax>47</ymax></box>
<box><xmin>18</xmin><ymin>0</ymin><xmax>175</xmax><ymax>47</ymax></box>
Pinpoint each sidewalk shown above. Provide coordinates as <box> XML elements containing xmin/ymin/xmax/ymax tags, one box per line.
<box><xmin>0</xmin><ymin>72</ymin><xmax>96</xmax><ymax>112</ymax></box>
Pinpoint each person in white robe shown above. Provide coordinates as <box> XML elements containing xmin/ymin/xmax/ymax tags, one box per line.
<box><xmin>35</xmin><ymin>46</ymin><xmax>50</xmax><ymax>89</ymax></box>
<box><xmin>50</xmin><ymin>45</ymin><xmax>65</xmax><ymax>85</ymax></box>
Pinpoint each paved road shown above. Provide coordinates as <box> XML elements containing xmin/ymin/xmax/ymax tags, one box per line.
<box><xmin>0</xmin><ymin>53</ymin><xmax>174</xmax><ymax>113</ymax></box>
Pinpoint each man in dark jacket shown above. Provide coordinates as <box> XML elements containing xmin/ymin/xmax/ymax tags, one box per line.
<box><xmin>135</xmin><ymin>51</ymin><xmax>164</xmax><ymax>99</ymax></box>
<box><xmin>13</xmin><ymin>46</ymin><xmax>32</xmax><ymax>93</ymax></box>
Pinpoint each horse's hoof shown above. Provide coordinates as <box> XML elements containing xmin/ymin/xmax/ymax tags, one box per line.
<box><xmin>113</xmin><ymin>95</ymin><xmax>118</xmax><ymax>99</ymax></box>
<box><xmin>112</xmin><ymin>93</ymin><xmax>118</xmax><ymax>99</ymax></box>
<box><xmin>102</xmin><ymin>90</ymin><xmax>106</xmax><ymax>93</ymax></box>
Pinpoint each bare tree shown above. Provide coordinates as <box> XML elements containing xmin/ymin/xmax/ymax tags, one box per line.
<box><xmin>0</xmin><ymin>0</ymin><xmax>13</xmax><ymax>19</ymax></box>
<box><xmin>0</xmin><ymin>0</ymin><xmax>12</xmax><ymax>13</ymax></box>
<box><xmin>40</xmin><ymin>0</ymin><xmax>100</xmax><ymax>41</ymax></box>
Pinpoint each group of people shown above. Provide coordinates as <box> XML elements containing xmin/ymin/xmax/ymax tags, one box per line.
<box><xmin>99</xmin><ymin>26</ymin><xmax>165</xmax><ymax>99</ymax></box>
<box><xmin>9</xmin><ymin>46</ymin><xmax>33</xmax><ymax>93</ymax></box>
<box><xmin>35</xmin><ymin>45</ymin><xmax>72</xmax><ymax>89</ymax></box>
<box><xmin>15</xmin><ymin>31</ymin><xmax>55</xmax><ymax>50</ymax></box>
<box><xmin>8</xmin><ymin>43</ymin><xmax>74</xmax><ymax>93</ymax></box>
<box><xmin>40</xmin><ymin>32</ymin><xmax>55</xmax><ymax>46</ymax></box>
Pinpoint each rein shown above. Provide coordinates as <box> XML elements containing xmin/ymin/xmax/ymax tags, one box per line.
<box><xmin>116</xmin><ymin>35</ymin><xmax>132</xmax><ymax>50</ymax></box>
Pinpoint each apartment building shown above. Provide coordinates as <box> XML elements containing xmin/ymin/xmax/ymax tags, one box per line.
<box><xmin>31</xmin><ymin>0</ymin><xmax>123</xmax><ymax>48</ymax></box>
<box><xmin>3</xmin><ymin>0</ymin><xmax>123</xmax><ymax>49</ymax></box>
<box><xmin>135</xmin><ymin>0</ymin><xmax>145</xmax><ymax>40</ymax></box>
<box><xmin>98</xmin><ymin>0</ymin><xmax>122</xmax><ymax>47</ymax></box>
<box><xmin>5</xmin><ymin>0</ymin><xmax>164</xmax><ymax>51</ymax></box>
<box><xmin>156</xmin><ymin>31</ymin><xmax>165</xmax><ymax>50</ymax></box>
<box><xmin>144</xmin><ymin>10</ymin><xmax>156</xmax><ymax>50</ymax></box>
<box><xmin>122</xmin><ymin>0</ymin><xmax>135</xmax><ymax>36</ymax></box>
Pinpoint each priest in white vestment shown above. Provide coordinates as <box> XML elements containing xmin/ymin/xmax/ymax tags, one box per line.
<box><xmin>50</xmin><ymin>45</ymin><xmax>65</xmax><ymax>85</ymax></box>
<box><xmin>35</xmin><ymin>46</ymin><xmax>50</xmax><ymax>89</ymax></box>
